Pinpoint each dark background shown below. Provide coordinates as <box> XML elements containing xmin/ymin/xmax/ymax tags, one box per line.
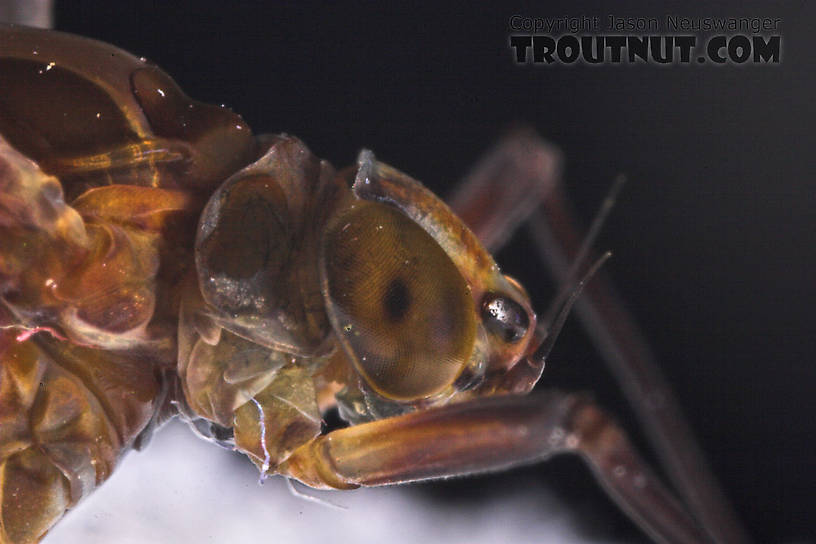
<box><xmin>53</xmin><ymin>1</ymin><xmax>814</xmax><ymax>542</ymax></box>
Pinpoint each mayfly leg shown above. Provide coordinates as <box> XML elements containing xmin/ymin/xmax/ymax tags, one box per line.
<box><xmin>447</xmin><ymin>130</ymin><xmax>750</xmax><ymax>544</ymax></box>
<box><xmin>279</xmin><ymin>392</ymin><xmax>712</xmax><ymax>544</ymax></box>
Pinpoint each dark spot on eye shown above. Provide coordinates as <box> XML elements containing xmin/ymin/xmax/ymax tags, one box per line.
<box><xmin>481</xmin><ymin>293</ymin><xmax>529</xmax><ymax>343</ymax></box>
<box><xmin>383</xmin><ymin>278</ymin><xmax>411</xmax><ymax>321</ymax></box>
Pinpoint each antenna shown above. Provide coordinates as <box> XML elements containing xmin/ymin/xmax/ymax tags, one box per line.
<box><xmin>540</xmin><ymin>174</ymin><xmax>626</xmax><ymax>330</ymax></box>
<box><xmin>533</xmin><ymin>251</ymin><xmax>612</xmax><ymax>364</ymax></box>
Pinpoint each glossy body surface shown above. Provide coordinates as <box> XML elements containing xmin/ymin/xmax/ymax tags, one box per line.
<box><xmin>0</xmin><ymin>25</ymin><xmax>256</xmax><ymax>542</ymax></box>
<box><xmin>0</xmin><ymin>25</ymin><xmax>570</xmax><ymax>543</ymax></box>
<box><xmin>45</xmin><ymin>5</ymin><xmax>814</xmax><ymax>544</ymax></box>
<box><xmin>1</xmin><ymin>4</ymin><xmax>813</xmax><ymax>542</ymax></box>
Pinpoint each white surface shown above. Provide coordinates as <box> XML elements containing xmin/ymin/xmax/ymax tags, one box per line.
<box><xmin>45</xmin><ymin>420</ymin><xmax>615</xmax><ymax>544</ymax></box>
<box><xmin>0</xmin><ymin>0</ymin><xmax>52</xmax><ymax>28</ymax></box>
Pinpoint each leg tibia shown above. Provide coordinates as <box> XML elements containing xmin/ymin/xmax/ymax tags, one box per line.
<box><xmin>279</xmin><ymin>392</ymin><xmax>710</xmax><ymax>543</ymax></box>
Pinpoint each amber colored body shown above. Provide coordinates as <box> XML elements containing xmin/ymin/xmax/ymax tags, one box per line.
<box><xmin>0</xmin><ymin>25</ymin><xmax>747</xmax><ymax>544</ymax></box>
<box><xmin>0</xmin><ymin>25</ymin><xmax>532</xmax><ymax>542</ymax></box>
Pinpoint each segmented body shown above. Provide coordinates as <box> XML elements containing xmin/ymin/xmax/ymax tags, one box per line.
<box><xmin>0</xmin><ymin>25</ymin><xmax>327</xmax><ymax>542</ymax></box>
<box><xmin>0</xmin><ymin>25</ymin><xmax>537</xmax><ymax>543</ymax></box>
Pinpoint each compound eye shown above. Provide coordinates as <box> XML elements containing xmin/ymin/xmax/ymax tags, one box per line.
<box><xmin>322</xmin><ymin>202</ymin><xmax>476</xmax><ymax>401</ymax></box>
<box><xmin>481</xmin><ymin>293</ymin><xmax>530</xmax><ymax>343</ymax></box>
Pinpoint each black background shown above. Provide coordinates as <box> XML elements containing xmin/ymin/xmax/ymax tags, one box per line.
<box><xmin>54</xmin><ymin>1</ymin><xmax>814</xmax><ymax>542</ymax></box>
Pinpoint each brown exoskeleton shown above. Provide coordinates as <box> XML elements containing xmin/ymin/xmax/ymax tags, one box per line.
<box><xmin>0</xmin><ymin>25</ymin><xmax>748</xmax><ymax>543</ymax></box>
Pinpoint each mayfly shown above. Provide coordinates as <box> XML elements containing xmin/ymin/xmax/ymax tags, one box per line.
<box><xmin>0</xmin><ymin>25</ymin><xmax>748</xmax><ymax>544</ymax></box>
